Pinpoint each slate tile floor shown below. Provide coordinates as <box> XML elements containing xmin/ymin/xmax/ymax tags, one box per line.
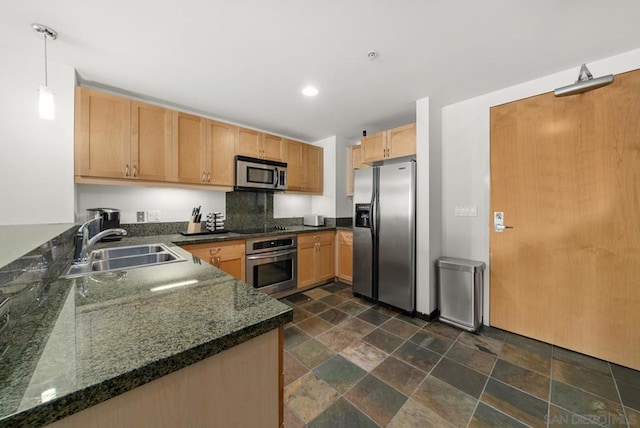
<box><xmin>281</xmin><ymin>282</ymin><xmax>640</xmax><ymax>427</ymax></box>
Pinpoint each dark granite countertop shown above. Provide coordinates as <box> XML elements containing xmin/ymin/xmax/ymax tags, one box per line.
<box><xmin>164</xmin><ymin>225</ymin><xmax>338</xmax><ymax>246</ymax></box>
<box><xmin>0</xmin><ymin>230</ymin><xmax>292</xmax><ymax>426</ymax></box>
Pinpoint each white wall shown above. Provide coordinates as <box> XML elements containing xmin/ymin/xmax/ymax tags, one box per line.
<box><xmin>415</xmin><ymin>97</ymin><xmax>442</xmax><ymax>316</ymax></box>
<box><xmin>75</xmin><ymin>185</ymin><xmax>226</xmax><ymax>223</ymax></box>
<box><xmin>273</xmin><ymin>194</ymin><xmax>312</xmax><ymax>218</ymax></box>
<box><xmin>0</xmin><ymin>45</ymin><xmax>76</xmax><ymax>225</ymax></box>
<box><xmin>441</xmin><ymin>48</ymin><xmax>640</xmax><ymax>325</ymax></box>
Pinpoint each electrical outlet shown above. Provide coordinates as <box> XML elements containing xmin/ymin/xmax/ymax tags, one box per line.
<box><xmin>136</xmin><ymin>211</ymin><xmax>146</xmax><ymax>222</ymax></box>
<box><xmin>147</xmin><ymin>210</ymin><xmax>160</xmax><ymax>222</ymax></box>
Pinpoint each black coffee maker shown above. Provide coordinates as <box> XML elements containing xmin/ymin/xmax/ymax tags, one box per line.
<box><xmin>86</xmin><ymin>208</ymin><xmax>122</xmax><ymax>242</ymax></box>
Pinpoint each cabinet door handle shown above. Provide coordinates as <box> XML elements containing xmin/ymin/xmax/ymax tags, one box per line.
<box><xmin>207</xmin><ymin>172</ymin><xmax>211</xmax><ymax>182</ymax></box>
<box><xmin>202</xmin><ymin>172</ymin><xmax>206</xmax><ymax>182</ymax></box>
<box><xmin>133</xmin><ymin>165</ymin><xmax>137</xmax><ymax>177</ymax></box>
<box><xmin>209</xmin><ymin>248</ymin><xmax>221</xmax><ymax>255</ymax></box>
<box><xmin>125</xmin><ymin>164</ymin><xmax>130</xmax><ymax>177</ymax></box>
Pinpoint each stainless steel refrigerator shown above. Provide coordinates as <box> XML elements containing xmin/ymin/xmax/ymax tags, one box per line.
<box><xmin>353</xmin><ymin>160</ymin><xmax>416</xmax><ymax>312</ymax></box>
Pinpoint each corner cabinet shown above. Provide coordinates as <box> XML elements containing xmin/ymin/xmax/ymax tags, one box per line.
<box><xmin>285</xmin><ymin>140</ymin><xmax>323</xmax><ymax>194</ymax></box>
<box><xmin>336</xmin><ymin>230</ymin><xmax>353</xmax><ymax>283</ymax></box>
<box><xmin>76</xmin><ymin>88</ymin><xmax>172</xmax><ymax>182</ymax></box>
<box><xmin>180</xmin><ymin>241</ymin><xmax>246</xmax><ymax>281</ymax></box>
<box><xmin>362</xmin><ymin>122</ymin><xmax>416</xmax><ymax>163</ymax></box>
<box><xmin>297</xmin><ymin>231</ymin><xmax>334</xmax><ymax>288</ymax></box>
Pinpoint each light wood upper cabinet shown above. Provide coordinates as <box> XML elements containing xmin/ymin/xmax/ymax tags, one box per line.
<box><xmin>76</xmin><ymin>88</ymin><xmax>173</xmax><ymax>182</ymax></box>
<box><xmin>262</xmin><ymin>133</ymin><xmax>285</xmax><ymax>161</ymax></box>
<box><xmin>387</xmin><ymin>123</ymin><xmax>416</xmax><ymax>158</ymax></box>
<box><xmin>336</xmin><ymin>230</ymin><xmax>353</xmax><ymax>283</ymax></box>
<box><xmin>172</xmin><ymin>111</ymin><xmax>206</xmax><ymax>184</ymax></box>
<box><xmin>285</xmin><ymin>140</ymin><xmax>323</xmax><ymax>194</ymax></box>
<box><xmin>181</xmin><ymin>240</ymin><xmax>245</xmax><ymax>281</ymax></box>
<box><xmin>297</xmin><ymin>231</ymin><xmax>335</xmax><ymax>288</ymax></box>
<box><xmin>362</xmin><ymin>131</ymin><xmax>385</xmax><ymax>163</ymax></box>
<box><xmin>362</xmin><ymin>123</ymin><xmax>415</xmax><ymax>163</ymax></box>
<box><xmin>347</xmin><ymin>145</ymin><xmax>369</xmax><ymax>196</ymax></box>
<box><xmin>286</xmin><ymin>140</ymin><xmax>304</xmax><ymax>191</ymax></box>
<box><xmin>305</xmin><ymin>145</ymin><xmax>323</xmax><ymax>194</ymax></box>
<box><xmin>131</xmin><ymin>101</ymin><xmax>172</xmax><ymax>181</ymax></box>
<box><xmin>236</xmin><ymin>128</ymin><xmax>262</xmax><ymax>159</ymax></box>
<box><xmin>236</xmin><ymin>128</ymin><xmax>284</xmax><ymax>162</ymax></box>
<box><xmin>75</xmin><ymin>87</ymin><xmax>131</xmax><ymax>179</ymax></box>
<box><xmin>75</xmin><ymin>87</ymin><xmax>312</xmax><ymax>191</ymax></box>
<box><xmin>205</xmin><ymin>120</ymin><xmax>236</xmax><ymax>186</ymax></box>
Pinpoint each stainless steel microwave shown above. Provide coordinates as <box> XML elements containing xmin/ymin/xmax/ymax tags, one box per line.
<box><xmin>235</xmin><ymin>156</ymin><xmax>287</xmax><ymax>191</ymax></box>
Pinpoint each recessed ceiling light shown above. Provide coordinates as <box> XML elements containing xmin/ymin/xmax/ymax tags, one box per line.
<box><xmin>302</xmin><ymin>86</ymin><xmax>319</xmax><ymax>97</ymax></box>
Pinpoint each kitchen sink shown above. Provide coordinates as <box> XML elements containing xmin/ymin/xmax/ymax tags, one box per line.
<box><xmin>60</xmin><ymin>243</ymin><xmax>186</xmax><ymax>278</ymax></box>
<box><xmin>90</xmin><ymin>244</ymin><xmax>167</xmax><ymax>260</ymax></box>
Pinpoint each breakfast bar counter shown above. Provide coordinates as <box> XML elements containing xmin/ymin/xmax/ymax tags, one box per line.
<box><xmin>0</xmin><ymin>227</ymin><xmax>292</xmax><ymax>426</ymax></box>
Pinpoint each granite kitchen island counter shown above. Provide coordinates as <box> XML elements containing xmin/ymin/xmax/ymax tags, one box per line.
<box><xmin>0</xmin><ymin>231</ymin><xmax>292</xmax><ymax>427</ymax></box>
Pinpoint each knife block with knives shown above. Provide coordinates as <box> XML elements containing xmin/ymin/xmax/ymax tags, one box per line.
<box><xmin>187</xmin><ymin>206</ymin><xmax>202</xmax><ymax>233</ymax></box>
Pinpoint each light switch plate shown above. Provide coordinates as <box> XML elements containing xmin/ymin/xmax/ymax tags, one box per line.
<box><xmin>454</xmin><ymin>205</ymin><xmax>478</xmax><ymax>217</ymax></box>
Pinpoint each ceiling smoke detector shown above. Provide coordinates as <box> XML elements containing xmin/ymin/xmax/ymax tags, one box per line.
<box><xmin>367</xmin><ymin>51</ymin><xmax>378</xmax><ymax>60</ymax></box>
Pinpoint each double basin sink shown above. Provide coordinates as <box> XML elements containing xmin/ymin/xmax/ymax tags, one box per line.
<box><xmin>61</xmin><ymin>243</ymin><xmax>186</xmax><ymax>278</ymax></box>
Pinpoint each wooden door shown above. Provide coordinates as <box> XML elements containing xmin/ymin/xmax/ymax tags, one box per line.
<box><xmin>206</xmin><ymin>120</ymin><xmax>236</xmax><ymax>186</ymax></box>
<box><xmin>131</xmin><ymin>101</ymin><xmax>171</xmax><ymax>181</ymax></box>
<box><xmin>297</xmin><ymin>234</ymin><xmax>317</xmax><ymax>288</ymax></box>
<box><xmin>362</xmin><ymin>131</ymin><xmax>385</xmax><ymax>162</ymax></box>
<box><xmin>262</xmin><ymin>133</ymin><xmax>284</xmax><ymax>162</ymax></box>
<box><xmin>490</xmin><ymin>70</ymin><xmax>640</xmax><ymax>370</ymax></box>
<box><xmin>317</xmin><ymin>232</ymin><xmax>335</xmax><ymax>282</ymax></box>
<box><xmin>285</xmin><ymin>140</ymin><xmax>304</xmax><ymax>191</ymax></box>
<box><xmin>304</xmin><ymin>145</ymin><xmax>323</xmax><ymax>194</ymax></box>
<box><xmin>76</xmin><ymin>88</ymin><xmax>131</xmax><ymax>178</ymax></box>
<box><xmin>236</xmin><ymin>128</ymin><xmax>262</xmax><ymax>158</ymax></box>
<box><xmin>172</xmin><ymin>112</ymin><xmax>206</xmax><ymax>184</ymax></box>
<box><xmin>387</xmin><ymin>123</ymin><xmax>416</xmax><ymax>159</ymax></box>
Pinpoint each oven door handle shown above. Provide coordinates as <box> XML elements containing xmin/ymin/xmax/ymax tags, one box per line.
<box><xmin>246</xmin><ymin>249</ymin><xmax>297</xmax><ymax>260</ymax></box>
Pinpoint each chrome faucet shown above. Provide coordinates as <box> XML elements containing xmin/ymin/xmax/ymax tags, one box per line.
<box><xmin>74</xmin><ymin>218</ymin><xmax>127</xmax><ymax>263</ymax></box>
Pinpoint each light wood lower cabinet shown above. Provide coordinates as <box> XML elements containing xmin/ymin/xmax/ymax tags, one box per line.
<box><xmin>336</xmin><ymin>230</ymin><xmax>353</xmax><ymax>283</ymax></box>
<box><xmin>180</xmin><ymin>240</ymin><xmax>245</xmax><ymax>281</ymax></box>
<box><xmin>47</xmin><ymin>328</ymin><xmax>282</xmax><ymax>428</ymax></box>
<box><xmin>297</xmin><ymin>231</ymin><xmax>335</xmax><ymax>288</ymax></box>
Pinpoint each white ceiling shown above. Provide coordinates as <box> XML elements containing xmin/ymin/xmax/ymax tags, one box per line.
<box><xmin>2</xmin><ymin>0</ymin><xmax>640</xmax><ymax>141</ymax></box>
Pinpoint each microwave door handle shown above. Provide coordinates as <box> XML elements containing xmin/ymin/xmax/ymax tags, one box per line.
<box><xmin>274</xmin><ymin>167</ymin><xmax>279</xmax><ymax>188</ymax></box>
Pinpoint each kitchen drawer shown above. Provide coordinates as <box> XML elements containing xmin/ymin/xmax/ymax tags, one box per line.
<box><xmin>181</xmin><ymin>240</ymin><xmax>245</xmax><ymax>281</ymax></box>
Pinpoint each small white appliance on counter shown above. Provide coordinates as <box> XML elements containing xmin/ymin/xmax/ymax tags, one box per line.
<box><xmin>303</xmin><ymin>214</ymin><xmax>324</xmax><ymax>227</ymax></box>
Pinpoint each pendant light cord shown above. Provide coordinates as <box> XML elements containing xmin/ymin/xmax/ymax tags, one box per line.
<box><xmin>44</xmin><ymin>34</ymin><xmax>48</xmax><ymax>87</ymax></box>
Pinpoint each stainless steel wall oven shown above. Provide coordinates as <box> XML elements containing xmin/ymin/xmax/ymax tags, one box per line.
<box><xmin>245</xmin><ymin>235</ymin><xmax>297</xmax><ymax>295</ymax></box>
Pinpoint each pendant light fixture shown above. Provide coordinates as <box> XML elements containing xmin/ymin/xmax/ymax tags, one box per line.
<box><xmin>32</xmin><ymin>23</ymin><xmax>58</xmax><ymax>120</ymax></box>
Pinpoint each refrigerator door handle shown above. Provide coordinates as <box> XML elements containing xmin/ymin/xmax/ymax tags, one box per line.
<box><xmin>370</xmin><ymin>190</ymin><xmax>376</xmax><ymax>240</ymax></box>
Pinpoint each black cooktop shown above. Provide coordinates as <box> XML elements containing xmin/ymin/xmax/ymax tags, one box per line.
<box><xmin>230</xmin><ymin>226</ymin><xmax>290</xmax><ymax>235</ymax></box>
